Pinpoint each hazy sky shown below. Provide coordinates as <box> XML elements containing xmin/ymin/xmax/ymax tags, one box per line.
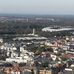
<box><xmin>0</xmin><ymin>0</ymin><xmax>74</xmax><ymax>15</ymax></box>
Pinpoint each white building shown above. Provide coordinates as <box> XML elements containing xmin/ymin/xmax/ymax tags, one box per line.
<box><xmin>6</xmin><ymin>48</ymin><xmax>34</xmax><ymax>63</ymax></box>
<box><xmin>0</xmin><ymin>38</ymin><xmax>3</xmax><ymax>43</ymax></box>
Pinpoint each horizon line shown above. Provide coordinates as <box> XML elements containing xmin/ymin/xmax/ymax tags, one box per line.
<box><xmin>0</xmin><ymin>13</ymin><xmax>74</xmax><ymax>16</ymax></box>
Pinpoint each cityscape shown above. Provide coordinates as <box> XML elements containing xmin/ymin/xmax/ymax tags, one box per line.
<box><xmin>0</xmin><ymin>0</ymin><xmax>74</xmax><ymax>74</ymax></box>
<box><xmin>0</xmin><ymin>15</ymin><xmax>73</xmax><ymax>74</ymax></box>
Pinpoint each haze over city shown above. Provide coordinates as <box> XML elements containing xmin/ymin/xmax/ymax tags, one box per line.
<box><xmin>0</xmin><ymin>0</ymin><xmax>74</xmax><ymax>15</ymax></box>
<box><xmin>0</xmin><ymin>0</ymin><xmax>74</xmax><ymax>74</ymax></box>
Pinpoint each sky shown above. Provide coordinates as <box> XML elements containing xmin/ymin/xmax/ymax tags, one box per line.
<box><xmin>0</xmin><ymin>0</ymin><xmax>74</xmax><ymax>15</ymax></box>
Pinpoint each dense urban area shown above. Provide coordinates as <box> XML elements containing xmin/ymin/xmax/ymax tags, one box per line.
<box><xmin>0</xmin><ymin>15</ymin><xmax>74</xmax><ymax>74</ymax></box>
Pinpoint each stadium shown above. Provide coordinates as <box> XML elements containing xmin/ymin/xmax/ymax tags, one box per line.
<box><xmin>42</xmin><ymin>26</ymin><xmax>74</xmax><ymax>32</ymax></box>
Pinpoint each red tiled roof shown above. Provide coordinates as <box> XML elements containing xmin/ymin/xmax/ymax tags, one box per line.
<box><xmin>63</xmin><ymin>54</ymin><xmax>74</xmax><ymax>58</ymax></box>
